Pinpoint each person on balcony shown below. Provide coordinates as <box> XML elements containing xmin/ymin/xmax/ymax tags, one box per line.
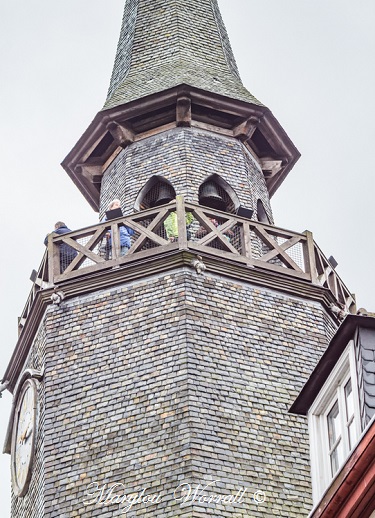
<box><xmin>195</xmin><ymin>217</ymin><xmax>219</xmax><ymax>238</ymax></box>
<box><xmin>102</xmin><ymin>199</ymin><xmax>134</xmax><ymax>257</ymax></box>
<box><xmin>44</xmin><ymin>222</ymin><xmax>78</xmax><ymax>273</ymax></box>
<box><xmin>164</xmin><ymin>210</ymin><xmax>194</xmax><ymax>242</ymax></box>
<box><xmin>195</xmin><ymin>218</ymin><xmax>234</xmax><ymax>242</ymax></box>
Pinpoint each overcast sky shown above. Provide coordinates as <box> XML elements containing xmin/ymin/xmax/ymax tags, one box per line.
<box><xmin>1</xmin><ymin>0</ymin><xmax>374</xmax><ymax>513</ymax></box>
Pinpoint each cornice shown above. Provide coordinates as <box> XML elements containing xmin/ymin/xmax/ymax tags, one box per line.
<box><xmin>61</xmin><ymin>85</ymin><xmax>300</xmax><ymax>210</ymax></box>
<box><xmin>3</xmin><ymin>248</ymin><xmax>339</xmax><ymax>392</ymax></box>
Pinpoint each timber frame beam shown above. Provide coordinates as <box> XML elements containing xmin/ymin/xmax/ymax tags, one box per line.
<box><xmin>61</xmin><ymin>85</ymin><xmax>300</xmax><ymax>211</ymax></box>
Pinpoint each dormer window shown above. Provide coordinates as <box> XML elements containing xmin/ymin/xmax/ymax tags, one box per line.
<box><xmin>307</xmin><ymin>342</ymin><xmax>361</xmax><ymax>501</ymax></box>
<box><xmin>290</xmin><ymin>316</ymin><xmax>375</xmax><ymax>516</ymax></box>
<box><xmin>326</xmin><ymin>374</ymin><xmax>355</xmax><ymax>476</ymax></box>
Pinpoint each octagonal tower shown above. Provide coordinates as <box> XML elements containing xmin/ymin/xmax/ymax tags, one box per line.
<box><xmin>3</xmin><ymin>2</ymin><xmax>355</xmax><ymax>517</ymax></box>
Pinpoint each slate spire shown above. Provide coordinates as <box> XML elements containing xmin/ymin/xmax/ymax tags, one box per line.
<box><xmin>104</xmin><ymin>0</ymin><xmax>261</xmax><ymax>110</ymax></box>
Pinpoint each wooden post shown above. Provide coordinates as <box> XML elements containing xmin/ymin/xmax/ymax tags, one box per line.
<box><xmin>40</xmin><ymin>250</ymin><xmax>49</xmax><ymax>284</ymax></box>
<box><xmin>111</xmin><ymin>223</ymin><xmax>120</xmax><ymax>260</ymax></box>
<box><xmin>242</xmin><ymin>221</ymin><xmax>253</xmax><ymax>267</ymax></box>
<box><xmin>176</xmin><ymin>196</ymin><xmax>188</xmax><ymax>250</ymax></box>
<box><xmin>48</xmin><ymin>233</ymin><xmax>59</xmax><ymax>284</ymax></box>
<box><xmin>304</xmin><ymin>230</ymin><xmax>318</xmax><ymax>284</ymax></box>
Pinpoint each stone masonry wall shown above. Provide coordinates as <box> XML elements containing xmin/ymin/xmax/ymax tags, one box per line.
<box><xmin>99</xmin><ymin>127</ymin><xmax>273</xmax><ymax>224</ymax></box>
<box><xmin>42</xmin><ymin>268</ymin><xmax>335</xmax><ymax>517</ymax></box>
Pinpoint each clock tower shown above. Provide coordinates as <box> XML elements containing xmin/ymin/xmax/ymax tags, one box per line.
<box><xmin>3</xmin><ymin>1</ymin><xmax>355</xmax><ymax>517</ymax></box>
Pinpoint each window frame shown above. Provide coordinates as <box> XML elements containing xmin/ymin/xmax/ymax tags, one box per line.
<box><xmin>308</xmin><ymin>341</ymin><xmax>362</xmax><ymax>502</ymax></box>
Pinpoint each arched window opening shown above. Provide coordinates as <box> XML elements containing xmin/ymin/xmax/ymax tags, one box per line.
<box><xmin>257</xmin><ymin>199</ymin><xmax>270</xmax><ymax>224</ymax></box>
<box><xmin>135</xmin><ymin>176</ymin><xmax>176</xmax><ymax>211</ymax></box>
<box><xmin>134</xmin><ymin>176</ymin><xmax>177</xmax><ymax>251</ymax></box>
<box><xmin>198</xmin><ymin>174</ymin><xmax>239</xmax><ymax>214</ymax></box>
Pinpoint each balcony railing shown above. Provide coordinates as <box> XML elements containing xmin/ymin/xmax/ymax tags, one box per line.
<box><xmin>18</xmin><ymin>197</ymin><xmax>355</xmax><ymax>334</ymax></box>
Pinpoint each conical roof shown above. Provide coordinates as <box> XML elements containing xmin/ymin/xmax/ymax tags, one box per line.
<box><xmin>104</xmin><ymin>0</ymin><xmax>262</xmax><ymax>110</ymax></box>
<box><xmin>62</xmin><ymin>0</ymin><xmax>300</xmax><ymax>210</ymax></box>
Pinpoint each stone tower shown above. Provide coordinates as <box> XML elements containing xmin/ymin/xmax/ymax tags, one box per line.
<box><xmin>3</xmin><ymin>1</ymin><xmax>355</xmax><ymax>517</ymax></box>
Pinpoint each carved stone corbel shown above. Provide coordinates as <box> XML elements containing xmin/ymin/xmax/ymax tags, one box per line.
<box><xmin>190</xmin><ymin>255</ymin><xmax>206</xmax><ymax>274</ymax></box>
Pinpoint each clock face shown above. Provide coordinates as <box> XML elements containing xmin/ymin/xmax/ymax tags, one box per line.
<box><xmin>11</xmin><ymin>379</ymin><xmax>37</xmax><ymax>497</ymax></box>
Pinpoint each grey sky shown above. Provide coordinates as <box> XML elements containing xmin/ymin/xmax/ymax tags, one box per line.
<box><xmin>1</xmin><ymin>0</ymin><xmax>374</xmax><ymax>514</ymax></box>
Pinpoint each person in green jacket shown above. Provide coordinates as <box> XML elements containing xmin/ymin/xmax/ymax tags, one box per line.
<box><xmin>164</xmin><ymin>211</ymin><xmax>194</xmax><ymax>242</ymax></box>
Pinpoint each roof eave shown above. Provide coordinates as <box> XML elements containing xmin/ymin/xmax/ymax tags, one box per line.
<box><xmin>61</xmin><ymin>85</ymin><xmax>300</xmax><ymax>210</ymax></box>
<box><xmin>290</xmin><ymin>314</ymin><xmax>375</xmax><ymax>415</ymax></box>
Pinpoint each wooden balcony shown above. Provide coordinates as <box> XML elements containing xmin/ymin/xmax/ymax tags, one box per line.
<box><xmin>19</xmin><ymin>197</ymin><xmax>355</xmax><ymax>335</ymax></box>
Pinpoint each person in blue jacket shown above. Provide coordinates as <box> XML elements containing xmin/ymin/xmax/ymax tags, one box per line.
<box><xmin>44</xmin><ymin>221</ymin><xmax>78</xmax><ymax>273</ymax></box>
<box><xmin>103</xmin><ymin>199</ymin><xmax>134</xmax><ymax>257</ymax></box>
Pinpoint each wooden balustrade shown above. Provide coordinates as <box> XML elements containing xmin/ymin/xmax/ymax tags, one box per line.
<box><xmin>313</xmin><ymin>243</ymin><xmax>355</xmax><ymax>311</ymax></box>
<box><xmin>18</xmin><ymin>198</ymin><xmax>355</xmax><ymax>334</ymax></box>
<box><xmin>18</xmin><ymin>251</ymin><xmax>49</xmax><ymax>335</ymax></box>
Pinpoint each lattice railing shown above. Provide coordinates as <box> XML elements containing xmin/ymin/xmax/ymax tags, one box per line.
<box><xmin>19</xmin><ymin>197</ymin><xmax>355</xmax><ymax>333</ymax></box>
<box><xmin>18</xmin><ymin>251</ymin><xmax>50</xmax><ymax>335</ymax></box>
<box><xmin>313</xmin><ymin>244</ymin><xmax>355</xmax><ymax>311</ymax></box>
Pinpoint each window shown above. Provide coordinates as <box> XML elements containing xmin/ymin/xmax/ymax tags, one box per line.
<box><xmin>326</xmin><ymin>375</ymin><xmax>356</xmax><ymax>477</ymax></box>
<box><xmin>308</xmin><ymin>342</ymin><xmax>362</xmax><ymax>502</ymax></box>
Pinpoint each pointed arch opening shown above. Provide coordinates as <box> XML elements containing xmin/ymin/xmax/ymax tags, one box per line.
<box><xmin>134</xmin><ymin>176</ymin><xmax>176</xmax><ymax>211</ymax></box>
<box><xmin>198</xmin><ymin>174</ymin><xmax>240</xmax><ymax>214</ymax></box>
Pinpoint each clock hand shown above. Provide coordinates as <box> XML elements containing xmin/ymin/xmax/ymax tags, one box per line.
<box><xmin>25</xmin><ymin>425</ymin><xmax>33</xmax><ymax>440</ymax></box>
<box><xmin>19</xmin><ymin>421</ymin><xmax>32</xmax><ymax>443</ymax></box>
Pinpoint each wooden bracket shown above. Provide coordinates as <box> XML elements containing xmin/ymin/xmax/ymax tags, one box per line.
<box><xmin>233</xmin><ymin>116</ymin><xmax>260</xmax><ymax>141</ymax></box>
<box><xmin>260</xmin><ymin>158</ymin><xmax>284</xmax><ymax>178</ymax></box>
<box><xmin>106</xmin><ymin>121</ymin><xmax>135</xmax><ymax>148</ymax></box>
<box><xmin>176</xmin><ymin>96</ymin><xmax>192</xmax><ymax>127</ymax></box>
<box><xmin>75</xmin><ymin>163</ymin><xmax>103</xmax><ymax>183</ymax></box>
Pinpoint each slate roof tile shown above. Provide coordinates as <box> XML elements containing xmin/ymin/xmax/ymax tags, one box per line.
<box><xmin>103</xmin><ymin>0</ymin><xmax>262</xmax><ymax>110</ymax></box>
